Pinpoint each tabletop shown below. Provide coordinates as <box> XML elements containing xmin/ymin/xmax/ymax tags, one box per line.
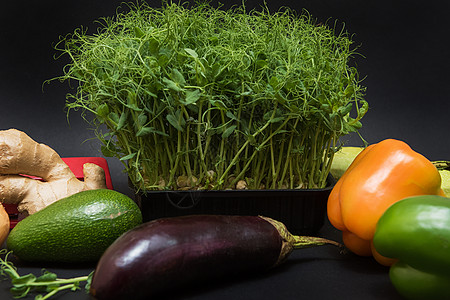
<box><xmin>0</xmin><ymin>219</ymin><xmax>402</xmax><ymax>300</ymax></box>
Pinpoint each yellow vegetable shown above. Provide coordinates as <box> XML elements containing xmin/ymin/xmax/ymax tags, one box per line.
<box><xmin>330</xmin><ymin>146</ymin><xmax>364</xmax><ymax>179</ymax></box>
<box><xmin>433</xmin><ymin>161</ymin><xmax>450</xmax><ymax>197</ymax></box>
<box><xmin>439</xmin><ymin>170</ymin><xmax>450</xmax><ymax>196</ymax></box>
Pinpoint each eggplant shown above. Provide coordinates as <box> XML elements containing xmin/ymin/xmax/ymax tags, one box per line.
<box><xmin>89</xmin><ymin>215</ymin><xmax>341</xmax><ymax>299</ymax></box>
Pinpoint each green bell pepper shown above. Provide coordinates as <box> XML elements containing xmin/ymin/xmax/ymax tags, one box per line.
<box><xmin>373</xmin><ymin>195</ymin><xmax>450</xmax><ymax>300</ymax></box>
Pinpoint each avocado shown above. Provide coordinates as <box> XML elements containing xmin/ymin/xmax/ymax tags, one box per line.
<box><xmin>7</xmin><ymin>189</ymin><xmax>142</xmax><ymax>263</ymax></box>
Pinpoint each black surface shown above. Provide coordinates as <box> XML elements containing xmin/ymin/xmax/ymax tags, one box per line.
<box><xmin>0</xmin><ymin>220</ymin><xmax>402</xmax><ymax>300</ymax></box>
<box><xmin>1</xmin><ymin>0</ymin><xmax>449</xmax><ymax>299</ymax></box>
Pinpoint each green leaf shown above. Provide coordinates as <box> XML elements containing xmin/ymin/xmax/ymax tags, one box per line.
<box><xmin>352</xmin><ymin>121</ymin><xmax>362</xmax><ymax>129</ymax></box>
<box><xmin>163</xmin><ymin>77</ymin><xmax>183</xmax><ymax>92</ymax></box>
<box><xmin>222</xmin><ymin>125</ymin><xmax>237</xmax><ymax>138</ymax></box>
<box><xmin>85</xmin><ymin>271</ymin><xmax>94</xmax><ymax>292</ymax></box>
<box><xmin>10</xmin><ymin>285</ymin><xmax>30</xmax><ymax>298</ymax></box>
<box><xmin>36</xmin><ymin>270</ymin><xmax>57</xmax><ymax>282</ymax></box>
<box><xmin>170</xmin><ymin>68</ymin><xmax>186</xmax><ymax>86</ymax></box>
<box><xmin>210</xmin><ymin>99</ymin><xmax>227</xmax><ymax>110</ymax></box>
<box><xmin>338</xmin><ymin>103</ymin><xmax>353</xmax><ymax>116</ymax></box>
<box><xmin>210</xmin><ymin>62</ymin><xmax>223</xmax><ymax>79</ymax></box>
<box><xmin>206</xmin><ymin>127</ymin><xmax>217</xmax><ymax>136</ymax></box>
<box><xmin>136</xmin><ymin>127</ymin><xmax>151</xmax><ymax>137</ymax></box>
<box><xmin>269</xmin><ymin>76</ymin><xmax>280</xmax><ymax>89</ymax></box>
<box><xmin>101</xmin><ymin>145</ymin><xmax>116</xmax><ymax>157</ymax></box>
<box><xmin>96</xmin><ymin>103</ymin><xmax>109</xmax><ymax>118</ymax></box>
<box><xmin>275</xmin><ymin>90</ymin><xmax>287</xmax><ymax>104</ymax></box>
<box><xmin>158</xmin><ymin>53</ymin><xmax>169</xmax><ymax>67</ymax></box>
<box><xmin>71</xmin><ymin>282</ymin><xmax>81</xmax><ymax>291</ymax></box>
<box><xmin>120</xmin><ymin>152</ymin><xmax>137</xmax><ymax>161</ymax></box>
<box><xmin>125</xmin><ymin>103</ymin><xmax>142</xmax><ymax>111</ymax></box>
<box><xmin>344</xmin><ymin>118</ymin><xmax>362</xmax><ymax>133</ymax></box>
<box><xmin>134</xmin><ymin>26</ymin><xmax>145</xmax><ymax>38</ymax></box>
<box><xmin>184</xmin><ymin>90</ymin><xmax>201</xmax><ymax>105</ymax></box>
<box><xmin>153</xmin><ymin>129</ymin><xmax>170</xmax><ymax>137</ymax></box>
<box><xmin>12</xmin><ymin>274</ymin><xmax>36</xmax><ymax>286</ymax></box>
<box><xmin>184</xmin><ymin>48</ymin><xmax>198</xmax><ymax>59</ymax></box>
<box><xmin>166</xmin><ymin>113</ymin><xmax>184</xmax><ymax>131</ymax></box>
<box><xmin>137</xmin><ymin>113</ymin><xmax>147</xmax><ymax>126</ymax></box>
<box><xmin>186</xmin><ymin>103</ymin><xmax>199</xmax><ymax>114</ymax></box>
<box><xmin>125</xmin><ymin>92</ymin><xmax>141</xmax><ymax>111</ymax></box>
<box><xmin>256</xmin><ymin>59</ymin><xmax>267</xmax><ymax>69</ymax></box>
<box><xmin>344</xmin><ymin>85</ymin><xmax>355</xmax><ymax>97</ymax></box>
<box><xmin>239</xmin><ymin>89</ymin><xmax>253</xmax><ymax>97</ymax></box>
<box><xmin>127</xmin><ymin>91</ymin><xmax>136</xmax><ymax>106</ymax></box>
<box><xmin>269</xmin><ymin>116</ymin><xmax>285</xmax><ymax>123</ymax></box>
<box><xmin>226</xmin><ymin>111</ymin><xmax>237</xmax><ymax>120</ymax></box>
<box><xmin>148</xmin><ymin>38</ymin><xmax>159</xmax><ymax>56</ymax></box>
<box><xmin>108</xmin><ymin>112</ymin><xmax>120</xmax><ymax>124</ymax></box>
<box><xmin>117</xmin><ymin>111</ymin><xmax>128</xmax><ymax>130</ymax></box>
<box><xmin>358</xmin><ymin>100</ymin><xmax>369</xmax><ymax>118</ymax></box>
<box><xmin>136</xmin><ymin>126</ymin><xmax>169</xmax><ymax>137</ymax></box>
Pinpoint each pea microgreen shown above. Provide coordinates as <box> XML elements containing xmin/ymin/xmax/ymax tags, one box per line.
<box><xmin>0</xmin><ymin>250</ymin><xmax>92</xmax><ymax>299</ymax></box>
<box><xmin>49</xmin><ymin>1</ymin><xmax>367</xmax><ymax>191</ymax></box>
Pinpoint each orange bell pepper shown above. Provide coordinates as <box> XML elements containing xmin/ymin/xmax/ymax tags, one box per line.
<box><xmin>327</xmin><ymin>139</ymin><xmax>445</xmax><ymax>265</ymax></box>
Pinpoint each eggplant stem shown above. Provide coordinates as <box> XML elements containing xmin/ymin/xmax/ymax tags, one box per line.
<box><xmin>291</xmin><ymin>235</ymin><xmax>343</xmax><ymax>249</ymax></box>
<box><xmin>259</xmin><ymin>216</ymin><xmax>344</xmax><ymax>266</ymax></box>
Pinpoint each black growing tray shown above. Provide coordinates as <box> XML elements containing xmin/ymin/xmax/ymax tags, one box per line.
<box><xmin>132</xmin><ymin>175</ymin><xmax>335</xmax><ymax>235</ymax></box>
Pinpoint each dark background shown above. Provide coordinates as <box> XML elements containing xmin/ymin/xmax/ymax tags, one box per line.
<box><xmin>0</xmin><ymin>1</ymin><xmax>448</xmax><ymax>299</ymax></box>
<box><xmin>2</xmin><ymin>0</ymin><xmax>449</xmax><ymax>195</ymax></box>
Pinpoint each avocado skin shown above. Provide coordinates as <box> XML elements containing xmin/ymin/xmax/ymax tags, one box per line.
<box><xmin>6</xmin><ymin>189</ymin><xmax>142</xmax><ymax>263</ymax></box>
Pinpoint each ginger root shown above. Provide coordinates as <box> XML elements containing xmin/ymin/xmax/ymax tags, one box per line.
<box><xmin>0</xmin><ymin>129</ymin><xmax>107</xmax><ymax>215</ymax></box>
<box><xmin>0</xmin><ymin>204</ymin><xmax>9</xmax><ymax>245</ymax></box>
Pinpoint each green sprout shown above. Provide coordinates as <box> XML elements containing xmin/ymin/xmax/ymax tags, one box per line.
<box><xmin>0</xmin><ymin>250</ymin><xmax>93</xmax><ymax>299</ymax></box>
<box><xmin>49</xmin><ymin>1</ymin><xmax>367</xmax><ymax>191</ymax></box>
